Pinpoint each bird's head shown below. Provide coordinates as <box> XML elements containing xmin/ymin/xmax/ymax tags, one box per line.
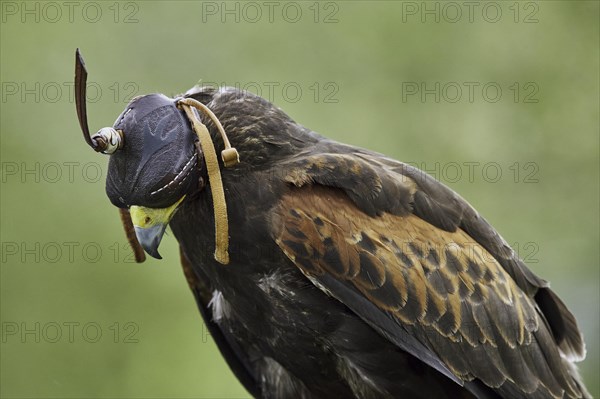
<box><xmin>74</xmin><ymin>50</ymin><xmax>240</xmax><ymax>261</ymax></box>
<box><xmin>103</xmin><ymin>93</ymin><xmax>201</xmax><ymax>259</ymax></box>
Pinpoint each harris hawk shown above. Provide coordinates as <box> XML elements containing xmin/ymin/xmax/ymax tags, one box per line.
<box><xmin>74</xmin><ymin>50</ymin><xmax>589</xmax><ymax>399</ymax></box>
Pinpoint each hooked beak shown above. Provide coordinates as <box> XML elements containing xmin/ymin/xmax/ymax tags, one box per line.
<box><xmin>129</xmin><ymin>196</ymin><xmax>185</xmax><ymax>259</ymax></box>
<box><xmin>133</xmin><ymin>224</ymin><xmax>167</xmax><ymax>259</ymax></box>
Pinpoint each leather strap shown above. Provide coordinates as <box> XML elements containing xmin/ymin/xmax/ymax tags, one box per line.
<box><xmin>178</xmin><ymin>98</ymin><xmax>239</xmax><ymax>265</ymax></box>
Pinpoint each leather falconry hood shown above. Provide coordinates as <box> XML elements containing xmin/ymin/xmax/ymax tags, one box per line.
<box><xmin>105</xmin><ymin>93</ymin><xmax>200</xmax><ymax>209</ymax></box>
<box><xmin>74</xmin><ymin>49</ymin><xmax>238</xmax><ymax>264</ymax></box>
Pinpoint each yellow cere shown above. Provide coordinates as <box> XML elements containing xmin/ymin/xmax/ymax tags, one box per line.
<box><xmin>130</xmin><ymin>196</ymin><xmax>186</xmax><ymax>228</ymax></box>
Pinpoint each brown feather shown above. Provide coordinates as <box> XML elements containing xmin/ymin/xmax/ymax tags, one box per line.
<box><xmin>272</xmin><ymin>184</ymin><xmax>585</xmax><ymax>398</ymax></box>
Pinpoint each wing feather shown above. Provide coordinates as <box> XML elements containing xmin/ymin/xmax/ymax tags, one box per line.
<box><xmin>271</xmin><ymin>176</ymin><xmax>586</xmax><ymax>398</ymax></box>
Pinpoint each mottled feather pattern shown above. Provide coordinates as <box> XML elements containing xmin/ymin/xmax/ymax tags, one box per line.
<box><xmin>273</xmin><ymin>182</ymin><xmax>584</xmax><ymax>398</ymax></box>
<box><xmin>340</xmin><ymin>152</ymin><xmax>584</xmax><ymax>362</ymax></box>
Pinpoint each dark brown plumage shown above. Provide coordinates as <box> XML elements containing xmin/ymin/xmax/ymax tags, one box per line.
<box><xmin>95</xmin><ymin>83</ymin><xmax>589</xmax><ymax>398</ymax></box>
<box><xmin>272</xmin><ymin>185</ymin><xmax>584</xmax><ymax>398</ymax></box>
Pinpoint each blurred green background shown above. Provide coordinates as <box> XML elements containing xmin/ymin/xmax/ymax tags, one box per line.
<box><xmin>1</xmin><ymin>1</ymin><xmax>598</xmax><ymax>398</ymax></box>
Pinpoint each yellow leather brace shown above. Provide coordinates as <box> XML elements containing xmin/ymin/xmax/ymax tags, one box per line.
<box><xmin>177</xmin><ymin>97</ymin><xmax>240</xmax><ymax>265</ymax></box>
